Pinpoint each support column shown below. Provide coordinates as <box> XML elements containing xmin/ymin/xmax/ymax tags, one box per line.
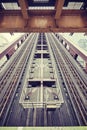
<box><xmin>69</xmin><ymin>48</ymin><xmax>78</xmax><ymax>60</ymax></box>
<box><xmin>6</xmin><ymin>48</ymin><xmax>15</xmax><ymax>60</ymax></box>
<box><xmin>65</xmin><ymin>43</ymin><xmax>67</xmax><ymax>48</ymax></box>
<box><xmin>74</xmin><ymin>54</ymin><xmax>78</xmax><ymax>60</ymax></box>
<box><xmin>21</xmin><ymin>39</ymin><xmax>24</xmax><ymax>44</ymax></box>
<box><xmin>61</xmin><ymin>39</ymin><xmax>63</xmax><ymax>44</ymax></box>
<box><xmin>18</xmin><ymin>0</ymin><xmax>29</xmax><ymax>19</ymax></box>
<box><xmin>27</xmin><ymin>34</ymin><xmax>29</xmax><ymax>37</ymax></box>
<box><xmin>63</xmin><ymin>40</ymin><xmax>65</xmax><ymax>46</ymax></box>
<box><xmin>6</xmin><ymin>54</ymin><xmax>10</xmax><ymax>60</ymax></box>
<box><xmin>55</xmin><ymin>0</ymin><xmax>65</xmax><ymax>19</ymax></box>
<box><xmin>17</xmin><ymin>43</ymin><xmax>19</xmax><ymax>48</ymax></box>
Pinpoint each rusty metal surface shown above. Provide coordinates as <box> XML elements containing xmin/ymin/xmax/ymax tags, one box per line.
<box><xmin>0</xmin><ymin>10</ymin><xmax>87</xmax><ymax>32</ymax></box>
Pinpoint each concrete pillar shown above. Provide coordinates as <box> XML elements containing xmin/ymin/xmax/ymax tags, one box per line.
<box><xmin>27</xmin><ymin>34</ymin><xmax>29</xmax><ymax>36</ymax></box>
<box><xmin>61</xmin><ymin>39</ymin><xmax>63</xmax><ymax>44</ymax></box>
<box><xmin>6</xmin><ymin>54</ymin><xmax>10</xmax><ymax>60</ymax></box>
<box><xmin>66</xmin><ymin>44</ymin><xmax>69</xmax><ymax>51</ymax></box>
<box><xmin>69</xmin><ymin>48</ymin><xmax>77</xmax><ymax>58</ymax></box>
<box><xmin>68</xmin><ymin>48</ymin><xmax>78</xmax><ymax>61</ymax></box>
<box><xmin>23</xmin><ymin>36</ymin><xmax>25</xmax><ymax>41</ymax></box>
<box><xmin>58</xmin><ymin>37</ymin><xmax>61</xmax><ymax>41</ymax></box>
<box><xmin>15</xmin><ymin>44</ymin><xmax>18</xmax><ymax>50</ymax></box>
<box><xmin>55</xmin><ymin>34</ymin><xmax>57</xmax><ymax>37</ymax></box>
<box><xmin>6</xmin><ymin>47</ymin><xmax>15</xmax><ymax>60</ymax></box>
<box><xmin>57</xmin><ymin>36</ymin><xmax>59</xmax><ymax>39</ymax></box>
<box><xmin>17</xmin><ymin>43</ymin><xmax>19</xmax><ymax>48</ymax></box>
<box><xmin>63</xmin><ymin>40</ymin><xmax>65</xmax><ymax>46</ymax></box>
<box><xmin>65</xmin><ymin>43</ymin><xmax>67</xmax><ymax>48</ymax></box>
<box><xmin>74</xmin><ymin>54</ymin><xmax>78</xmax><ymax>60</ymax></box>
<box><xmin>19</xmin><ymin>40</ymin><xmax>21</xmax><ymax>45</ymax></box>
<box><xmin>21</xmin><ymin>39</ymin><xmax>24</xmax><ymax>44</ymax></box>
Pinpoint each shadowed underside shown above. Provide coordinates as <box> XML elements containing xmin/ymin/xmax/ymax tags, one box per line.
<box><xmin>0</xmin><ymin>0</ymin><xmax>87</xmax><ymax>32</ymax></box>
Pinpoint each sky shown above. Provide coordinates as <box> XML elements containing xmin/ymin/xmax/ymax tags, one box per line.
<box><xmin>0</xmin><ymin>33</ymin><xmax>24</xmax><ymax>66</ymax></box>
<box><xmin>59</xmin><ymin>33</ymin><xmax>87</xmax><ymax>54</ymax></box>
<box><xmin>0</xmin><ymin>33</ymin><xmax>24</xmax><ymax>53</ymax></box>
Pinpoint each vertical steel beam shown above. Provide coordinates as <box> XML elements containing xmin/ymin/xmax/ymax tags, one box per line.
<box><xmin>18</xmin><ymin>0</ymin><xmax>29</xmax><ymax>19</ymax></box>
<box><xmin>55</xmin><ymin>0</ymin><xmax>65</xmax><ymax>19</ymax></box>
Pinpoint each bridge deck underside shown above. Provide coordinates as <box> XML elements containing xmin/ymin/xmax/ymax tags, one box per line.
<box><xmin>0</xmin><ymin>10</ymin><xmax>87</xmax><ymax>32</ymax></box>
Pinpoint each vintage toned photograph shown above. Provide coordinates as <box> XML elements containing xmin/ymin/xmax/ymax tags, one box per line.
<box><xmin>0</xmin><ymin>0</ymin><xmax>87</xmax><ymax>128</ymax></box>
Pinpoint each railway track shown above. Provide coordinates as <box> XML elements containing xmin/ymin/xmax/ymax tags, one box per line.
<box><xmin>0</xmin><ymin>33</ymin><xmax>87</xmax><ymax>126</ymax></box>
<box><xmin>25</xmin><ymin>107</ymin><xmax>49</xmax><ymax>126</ymax></box>
<box><xmin>0</xmin><ymin>34</ymin><xmax>37</xmax><ymax>124</ymax></box>
<box><xmin>46</xmin><ymin>33</ymin><xmax>87</xmax><ymax>125</ymax></box>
